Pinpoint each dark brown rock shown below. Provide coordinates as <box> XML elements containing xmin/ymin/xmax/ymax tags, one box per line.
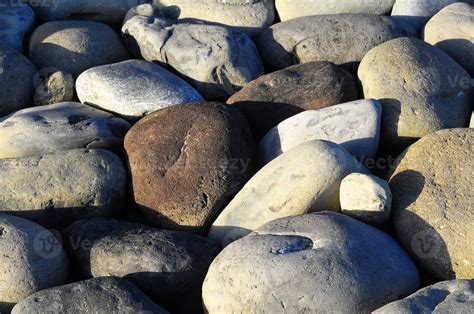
<box><xmin>227</xmin><ymin>62</ymin><xmax>358</xmax><ymax>139</ymax></box>
<box><xmin>124</xmin><ymin>102</ymin><xmax>256</xmax><ymax>233</ymax></box>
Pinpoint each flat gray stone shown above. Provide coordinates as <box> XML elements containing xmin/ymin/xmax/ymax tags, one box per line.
<box><xmin>0</xmin><ymin>214</ymin><xmax>68</xmax><ymax>313</ymax></box>
<box><xmin>11</xmin><ymin>277</ymin><xmax>168</xmax><ymax>314</ymax></box>
<box><xmin>76</xmin><ymin>59</ymin><xmax>203</xmax><ymax>121</ymax></box>
<box><xmin>26</xmin><ymin>0</ymin><xmax>149</xmax><ymax>25</ymax></box>
<box><xmin>374</xmin><ymin>280</ymin><xmax>474</xmax><ymax>313</ymax></box>
<box><xmin>0</xmin><ymin>149</ymin><xmax>127</xmax><ymax>229</ymax></box>
<box><xmin>208</xmin><ymin>140</ymin><xmax>369</xmax><ymax>247</ymax></box>
<box><xmin>122</xmin><ymin>16</ymin><xmax>264</xmax><ymax>99</ymax></box>
<box><xmin>29</xmin><ymin>20</ymin><xmax>129</xmax><ymax>77</ymax></box>
<box><xmin>276</xmin><ymin>0</ymin><xmax>395</xmax><ymax>21</ymax></box>
<box><xmin>359</xmin><ymin>37</ymin><xmax>472</xmax><ymax>153</ymax></box>
<box><xmin>203</xmin><ymin>212</ymin><xmax>420</xmax><ymax>313</ymax></box>
<box><xmin>0</xmin><ymin>102</ymin><xmax>131</xmax><ymax>158</ymax></box>
<box><xmin>0</xmin><ymin>1</ymin><xmax>35</xmax><ymax>52</ymax></box>
<box><xmin>258</xmin><ymin>99</ymin><xmax>382</xmax><ymax>165</ymax></box>
<box><xmin>0</xmin><ymin>42</ymin><xmax>37</xmax><ymax>117</ymax></box>
<box><xmin>423</xmin><ymin>2</ymin><xmax>474</xmax><ymax>76</ymax></box>
<box><xmin>257</xmin><ymin>14</ymin><xmax>412</xmax><ymax>70</ymax></box>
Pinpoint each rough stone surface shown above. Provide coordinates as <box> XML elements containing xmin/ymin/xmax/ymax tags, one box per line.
<box><xmin>0</xmin><ymin>1</ymin><xmax>35</xmax><ymax>52</ymax></box>
<box><xmin>0</xmin><ymin>102</ymin><xmax>131</xmax><ymax>158</ymax></box>
<box><xmin>11</xmin><ymin>277</ymin><xmax>168</xmax><ymax>314</ymax></box>
<box><xmin>423</xmin><ymin>3</ymin><xmax>474</xmax><ymax>76</ymax></box>
<box><xmin>29</xmin><ymin>20</ymin><xmax>129</xmax><ymax>77</ymax></box>
<box><xmin>340</xmin><ymin>173</ymin><xmax>392</xmax><ymax>225</ymax></box>
<box><xmin>208</xmin><ymin>140</ymin><xmax>369</xmax><ymax>247</ymax></box>
<box><xmin>124</xmin><ymin>102</ymin><xmax>256</xmax><ymax>233</ymax></box>
<box><xmin>26</xmin><ymin>0</ymin><xmax>149</xmax><ymax>25</ymax></box>
<box><xmin>359</xmin><ymin>37</ymin><xmax>472</xmax><ymax>153</ymax></box>
<box><xmin>0</xmin><ymin>42</ymin><xmax>37</xmax><ymax>117</ymax></box>
<box><xmin>123</xmin><ymin>3</ymin><xmax>163</xmax><ymax>25</ymax></box>
<box><xmin>389</xmin><ymin>128</ymin><xmax>474</xmax><ymax>280</ymax></box>
<box><xmin>227</xmin><ymin>62</ymin><xmax>358</xmax><ymax>140</ymax></box>
<box><xmin>258</xmin><ymin>99</ymin><xmax>382</xmax><ymax>165</ymax></box>
<box><xmin>122</xmin><ymin>16</ymin><xmax>264</xmax><ymax>99</ymax></box>
<box><xmin>276</xmin><ymin>0</ymin><xmax>395</xmax><ymax>21</ymax></box>
<box><xmin>203</xmin><ymin>212</ymin><xmax>420</xmax><ymax>313</ymax></box>
<box><xmin>76</xmin><ymin>59</ymin><xmax>203</xmax><ymax>121</ymax></box>
<box><xmin>155</xmin><ymin>0</ymin><xmax>275</xmax><ymax>37</ymax></box>
<box><xmin>33</xmin><ymin>71</ymin><xmax>75</xmax><ymax>106</ymax></box>
<box><xmin>90</xmin><ymin>225</ymin><xmax>220</xmax><ymax>313</ymax></box>
<box><xmin>392</xmin><ymin>0</ymin><xmax>474</xmax><ymax>31</ymax></box>
<box><xmin>0</xmin><ymin>149</ymin><xmax>127</xmax><ymax>229</ymax></box>
<box><xmin>374</xmin><ymin>280</ymin><xmax>474</xmax><ymax>313</ymax></box>
<box><xmin>0</xmin><ymin>214</ymin><xmax>68</xmax><ymax>313</ymax></box>
<box><xmin>257</xmin><ymin>14</ymin><xmax>411</xmax><ymax>70</ymax></box>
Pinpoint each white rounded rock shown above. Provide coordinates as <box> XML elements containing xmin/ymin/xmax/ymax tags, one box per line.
<box><xmin>340</xmin><ymin>173</ymin><xmax>392</xmax><ymax>225</ymax></box>
<box><xmin>76</xmin><ymin>59</ymin><xmax>203</xmax><ymax>120</ymax></box>
<box><xmin>208</xmin><ymin>140</ymin><xmax>369</xmax><ymax>247</ymax></box>
<box><xmin>258</xmin><ymin>99</ymin><xmax>382</xmax><ymax>165</ymax></box>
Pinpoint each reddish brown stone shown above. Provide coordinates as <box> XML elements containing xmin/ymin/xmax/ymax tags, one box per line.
<box><xmin>227</xmin><ymin>61</ymin><xmax>358</xmax><ymax>139</ymax></box>
<box><xmin>124</xmin><ymin>102</ymin><xmax>256</xmax><ymax>233</ymax></box>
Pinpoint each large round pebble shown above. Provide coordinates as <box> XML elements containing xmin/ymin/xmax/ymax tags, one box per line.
<box><xmin>0</xmin><ymin>1</ymin><xmax>35</xmax><ymax>52</ymax></box>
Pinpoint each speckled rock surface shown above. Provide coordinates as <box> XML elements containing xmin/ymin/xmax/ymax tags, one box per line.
<box><xmin>0</xmin><ymin>1</ymin><xmax>35</xmax><ymax>52</ymax></box>
<box><xmin>276</xmin><ymin>0</ymin><xmax>395</xmax><ymax>21</ymax></box>
<box><xmin>90</xmin><ymin>225</ymin><xmax>220</xmax><ymax>313</ymax></box>
<box><xmin>340</xmin><ymin>173</ymin><xmax>392</xmax><ymax>225</ymax></box>
<box><xmin>29</xmin><ymin>20</ymin><xmax>129</xmax><ymax>77</ymax></box>
<box><xmin>0</xmin><ymin>214</ymin><xmax>68</xmax><ymax>313</ymax></box>
<box><xmin>227</xmin><ymin>62</ymin><xmax>358</xmax><ymax>140</ymax></box>
<box><xmin>0</xmin><ymin>149</ymin><xmax>127</xmax><ymax>229</ymax></box>
<box><xmin>359</xmin><ymin>37</ymin><xmax>472</xmax><ymax>153</ymax></box>
<box><xmin>257</xmin><ymin>14</ymin><xmax>411</xmax><ymax>70</ymax></box>
<box><xmin>208</xmin><ymin>140</ymin><xmax>368</xmax><ymax>247</ymax></box>
<box><xmin>154</xmin><ymin>0</ymin><xmax>275</xmax><ymax>37</ymax></box>
<box><xmin>204</xmin><ymin>212</ymin><xmax>420</xmax><ymax>313</ymax></box>
<box><xmin>124</xmin><ymin>102</ymin><xmax>256</xmax><ymax>233</ymax></box>
<box><xmin>123</xmin><ymin>3</ymin><xmax>164</xmax><ymax>25</ymax></box>
<box><xmin>258</xmin><ymin>99</ymin><xmax>382</xmax><ymax>165</ymax></box>
<box><xmin>33</xmin><ymin>71</ymin><xmax>75</xmax><ymax>106</ymax></box>
<box><xmin>374</xmin><ymin>280</ymin><xmax>474</xmax><ymax>313</ymax></box>
<box><xmin>423</xmin><ymin>3</ymin><xmax>474</xmax><ymax>76</ymax></box>
<box><xmin>26</xmin><ymin>0</ymin><xmax>150</xmax><ymax>25</ymax></box>
<box><xmin>76</xmin><ymin>59</ymin><xmax>203</xmax><ymax>121</ymax></box>
<box><xmin>11</xmin><ymin>277</ymin><xmax>168</xmax><ymax>314</ymax></box>
<box><xmin>0</xmin><ymin>42</ymin><xmax>37</xmax><ymax>117</ymax></box>
<box><xmin>0</xmin><ymin>102</ymin><xmax>131</xmax><ymax>158</ymax></box>
<box><xmin>122</xmin><ymin>16</ymin><xmax>264</xmax><ymax>99</ymax></box>
<box><xmin>389</xmin><ymin>128</ymin><xmax>474</xmax><ymax>280</ymax></box>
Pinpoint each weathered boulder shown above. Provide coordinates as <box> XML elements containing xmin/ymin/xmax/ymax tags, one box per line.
<box><xmin>33</xmin><ymin>70</ymin><xmax>75</xmax><ymax>106</ymax></box>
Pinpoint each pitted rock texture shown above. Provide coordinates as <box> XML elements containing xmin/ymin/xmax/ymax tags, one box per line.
<box><xmin>33</xmin><ymin>71</ymin><xmax>75</xmax><ymax>106</ymax></box>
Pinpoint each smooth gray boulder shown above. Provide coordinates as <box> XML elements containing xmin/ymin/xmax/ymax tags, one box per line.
<box><xmin>11</xmin><ymin>277</ymin><xmax>168</xmax><ymax>314</ymax></box>
<box><xmin>276</xmin><ymin>0</ymin><xmax>395</xmax><ymax>21</ymax></box>
<box><xmin>257</xmin><ymin>14</ymin><xmax>412</xmax><ymax>70</ymax></box>
<box><xmin>76</xmin><ymin>59</ymin><xmax>204</xmax><ymax>120</ymax></box>
<box><xmin>154</xmin><ymin>0</ymin><xmax>275</xmax><ymax>37</ymax></box>
<box><xmin>29</xmin><ymin>20</ymin><xmax>129</xmax><ymax>77</ymax></box>
<box><xmin>0</xmin><ymin>42</ymin><xmax>37</xmax><ymax>117</ymax></box>
<box><xmin>122</xmin><ymin>16</ymin><xmax>264</xmax><ymax>99</ymax></box>
<box><xmin>208</xmin><ymin>140</ymin><xmax>369</xmax><ymax>247</ymax></box>
<box><xmin>0</xmin><ymin>214</ymin><xmax>68</xmax><ymax>313</ymax></box>
<box><xmin>90</xmin><ymin>225</ymin><xmax>221</xmax><ymax>313</ymax></box>
<box><xmin>0</xmin><ymin>149</ymin><xmax>127</xmax><ymax>229</ymax></box>
<box><xmin>374</xmin><ymin>280</ymin><xmax>474</xmax><ymax>313</ymax></box>
<box><xmin>33</xmin><ymin>70</ymin><xmax>75</xmax><ymax>106</ymax></box>
<box><xmin>0</xmin><ymin>102</ymin><xmax>131</xmax><ymax>158</ymax></box>
<box><xmin>359</xmin><ymin>37</ymin><xmax>472</xmax><ymax>153</ymax></box>
<box><xmin>258</xmin><ymin>99</ymin><xmax>382</xmax><ymax>165</ymax></box>
<box><xmin>0</xmin><ymin>1</ymin><xmax>35</xmax><ymax>52</ymax></box>
<box><xmin>203</xmin><ymin>212</ymin><xmax>420</xmax><ymax>313</ymax></box>
<box><xmin>392</xmin><ymin>0</ymin><xmax>474</xmax><ymax>31</ymax></box>
<box><xmin>423</xmin><ymin>3</ymin><xmax>474</xmax><ymax>76</ymax></box>
<box><xmin>26</xmin><ymin>0</ymin><xmax>150</xmax><ymax>25</ymax></box>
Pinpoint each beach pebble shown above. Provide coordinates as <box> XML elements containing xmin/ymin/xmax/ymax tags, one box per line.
<box><xmin>0</xmin><ymin>1</ymin><xmax>35</xmax><ymax>52</ymax></box>
<box><xmin>33</xmin><ymin>71</ymin><xmax>75</xmax><ymax>106</ymax></box>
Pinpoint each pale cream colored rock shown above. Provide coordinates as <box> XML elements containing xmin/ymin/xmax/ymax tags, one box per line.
<box><xmin>340</xmin><ymin>173</ymin><xmax>392</xmax><ymax>225</ymax></box>
<box><xmin>208</xmin><ymin>140</ymin><xmax>368</xmax><ymax>247</ymax></box>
